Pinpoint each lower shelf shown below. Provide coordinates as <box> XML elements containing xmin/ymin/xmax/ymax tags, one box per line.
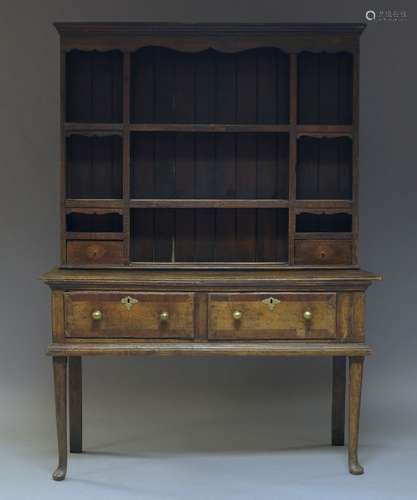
<box><xmin>47</xmin><ymin>341</ymin><xmax>372</xmax><ymax>357</ymax></box>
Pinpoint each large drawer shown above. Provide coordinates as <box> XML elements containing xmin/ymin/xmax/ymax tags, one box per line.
<box><xmin>64</xmin><ymin>292</ymin><xmax>194</xmax><ymax>339</ymax></box>
<box><xmin>208</xmin><ymin>293</ymin><xmax>336</xmax><ymax>340</ymax></box>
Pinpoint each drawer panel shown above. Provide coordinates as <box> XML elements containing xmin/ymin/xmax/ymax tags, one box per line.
<box><xmin>66</xmin><ymin>241</ymin><xmax>125</xmax><ymax>265</ymax></box>
<box><xmin>294</xmin><ymin>240</ymin><xmax>352</xmax><ymax>265</ymax></box>
<box><xmin>65</xmin><ymin>292</ymin><xmax>194</xmax><ymax>338</ymax></box>
<box><xmin>208</xmin><ymin>293</ymin><xmax>336</xmax><ymax>340</ymax></box>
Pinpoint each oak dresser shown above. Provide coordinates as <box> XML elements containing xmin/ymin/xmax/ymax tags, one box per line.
<box><xmin>43</xmin><ymin>22</ymin><xmax>381</xmax><ymax>480</ymax></box>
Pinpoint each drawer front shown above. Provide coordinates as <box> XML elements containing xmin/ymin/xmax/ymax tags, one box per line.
<box><xmin>294</xmin><ymin>240</ymin><xmax>352</xmax><ymax>265</ymax></box>
<box><xmin>208</xmin><ymin>293</ymin><xmax>336</xmax><ymax>340</ymax></box>
<box><xmin>65</xmin><ymin>292</ymin><xmax>194</xmax><ymax>339</ymax></box>
<box><xmin>66</xmin><ymin>241</ymin><xmax>125</xmax><ymax>265</ymax></box>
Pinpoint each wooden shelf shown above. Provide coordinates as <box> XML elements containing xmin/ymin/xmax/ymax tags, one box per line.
<box><xmin>61</xmin><ymin>43</ymin><xmax>359</xmax><ymax>268</ymax></box>
<box><xmin>64</xmin><ymin>123</ymin><xmax>123</xmax><ymax>134</ymax></box>
<box><xmin>65</xmin><ymin>199</ymin><xmax>124</xmax><ymax>208</ymax></box>
<box><xmin>296</xmin><ymin>125</ymin><xmax>353</xmax><ymax>137</ymax></box>
<box><xmin>65</xmin><ymin>232</ymin><xmax>125</xmax><ymax>240</ymax></box>
<box><xmin>294</xmin><ymin>200</ymin><xmax>352</xmax><ymax>210</ymax></box>
<box><xmin>64</xmin><ymin>123</ymin><xmax>351</xmax><ymax>137</ymax></box>
<box><xmin>295</xmin><ymin>232</ymin><xmax>352</xmax><ymax>240</ymax></box>
<box><xmin>295</xmin><ymin>207</ymin><xmax>352</xmax><ymax>216</ymax></box>
<box><xmin>129</xmin><ymin>123</ymin><xmax>290</xmax><ymax>133</ymax></box>
<box><xmin>129</xmin><ymin>199</ymin><xmax>290</xmax><ymax>209</ymax></box>
<box><xmin>65</xmin><ymin>208</ymin><xmax>123</xmax><ymax>216</ymax></box>
<box><xmin>129</xmin><ymin>261</ymin><xmax>289</xmax><ymax>269</ymax></box>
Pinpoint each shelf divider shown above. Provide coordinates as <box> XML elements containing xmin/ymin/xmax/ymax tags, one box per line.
<box><xmin>288</xmin><ymin>53</ymin><xmax>298</xmax><ymax>264</ymax></box>
<box><xmin>122</xmin><ymin>51</ymin><xmax>131</xmax><ymax>264</ymax></box>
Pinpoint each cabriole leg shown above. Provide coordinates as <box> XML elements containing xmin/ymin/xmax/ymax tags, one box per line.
<box><xmin>52</xmin><ymin>356</ymin><xmax>68</xmax><ymax>481</ymax></box>
<box><xmin>332</xmin><ymin>356</ymin><xmax>346</xmax><ymax>446</ymax></box>
<box><xmin>348</xmin><ymin>356</ymin><xmax>364</xmax><ymax>475</ymax></box>
<box><xmin>69</xmin><ymin>357</ymin><xmax>82</xmax><ymax>453</ymax></box>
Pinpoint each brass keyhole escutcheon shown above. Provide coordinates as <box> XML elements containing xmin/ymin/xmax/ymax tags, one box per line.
<box><xmin>121</xmin><ymin>296</ymin><xmax>138</xmax><ymax>311</ymax></box>
<box><xmin>262</xmin><ymin>297</ymin><xmax>281</xmax><ymax>311</ymax></box>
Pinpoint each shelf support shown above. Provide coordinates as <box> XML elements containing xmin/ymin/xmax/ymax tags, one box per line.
<box><xmin>288</xmin><ymin>53</ymin><xmax>298</xmax><ymax>264</ymax></box>
<box><xmin>122</xmin><ymin>51</ymin><xmax>131</xmax><ymax>264</ymax></box>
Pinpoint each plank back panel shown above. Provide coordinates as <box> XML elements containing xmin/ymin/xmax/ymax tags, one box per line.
<box><xmin>296</xmin><ymin>137</ymin><xmax>352</xmax><ymax>200</ymax></box>
<box><xmin>298</xmin><ymin>52</ymin><xmax>353</xmax><ymax>125</ymax></box>
<box><xmin>130</xmin><ymin>132</ymin><xmax>289</xmax><ymax>199</ymax></box>
<box><xmin>131</xmin><ymin>208</ymin><xmax>288</xmax><ymax>263</ymax></box>
<box><xmin>66</xmin><ymin>50</ymin><xmax>123</xmax><ymax>123</ymax></box>
<box><xmin>130</xmin><ymin>47</ymin><xmax>289</xmax><ymax>124</ymax></box>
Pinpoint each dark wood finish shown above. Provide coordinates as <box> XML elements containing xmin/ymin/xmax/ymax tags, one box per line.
<box><xmin>130</xmin><ymin>199</ymin><xmax>289</xmax><ymax>209</ymax></box>
<box><xmin>130</xmin><ymin>47</ymin><xmax>289</xmax><ymax>125</ymax></box>
<box><xmin>129</xmin><ymin>124</ymin><xmax>290</xmax><ymax>132</ymax></box>
<box><xmin>65</xmin><ymin>199</ymin><xmax>124</xmax><ymax>208</ymax></box>
<box><xmin>58</xmin><ymin>23</ymin><xmax>361</xmax><ymax>269</ymax></box>
<box><xmin>65</xmin><ymin>232</ymin><xmax>124</xmax><ymax>241</ymax></box>
<box><xmin>66</xmin><ymin>135</ymin><xmax>122</xmax><ymax>199</ymax></box>
<box><xmin>66</xmin><ymin>212</ymin><xmax>123</xmax><ymax>233</ymax></box>
<box><xmin>43</xmin><ymin>268</ymin><xmax>381</xmax><ymax>290</ymax></box>
<box><xmin>288</xmin><ymin>53</ymin><xmax>297</xmax><ymax>264</ymax></box>
<box><xmin>296</xmin><ymin>212</ymin><xmax>352</xmax><ymax>233</ymax></box>
<box><xmin>66</xmin><ymin>241</ymin><xmax>125</xmax><ymax>265</ymax></box>
<box><xmin>122</xmin><ymin>51</ymin><xmax>131</xmax><ymax>264</ymax></box>
<box><xmin>46</xmin><ymin>23</ymin><xmax>380</xmax><ymax>479</ymax></box>
<box><xmin>65</xmin><ymin>50</ymin><xmax>122</xmax><ymax>123</ymax></box>
<box><xmin>294</xmin><ymin>240</ymin><xmax>352</xmax><ymax>265</ymax></box>
<box><xmin>48</xmin><ymin>341</ymin><xmax>372</xmax><ymax>357</ymax></box>
<box><xmin>295</xmin><ymin>232</ymin><xmax>352</xmax><ymax>240</ymax></box>
<box><xmin>65</xmin><ymin>292</ymin><xmax>195</xmax><ymax>339</ymax></box>
<box><xmin>52</xmin><ymin>357</ymin><xmax>67</xmax><ymax>481</ymax></box>
<box><xmin>130</xmin><ymin>132</ymin><xmax>289</xmax><ymax>200</ymax></box>
<box><xmin>298</xmin><ymin>52</ymin><xmax>353</xmax><ymax>125</ymax></box>
<box><xmin>348</xmin><ymin>356</ymin><xmax>364</xmax><ymax>474</ymax></box>
<box><xmin>130</xmin><ymin>208</ymin><xmax>288</xmax><ymax>263</ymax></box>
<box><xmin>208</xmin><ymin>293</ymin><xmax>336</xmax><ymax>340</ymax></box>
<box><xmin>296</xmin><ymin>137</ymin><xmax>352</xmax><ymax>200</ymax></box>
<box><xmin>332</xmin><ymin>356</ymin><xmax>346</xmax><ymax>446</ymax></box>
<box><xmin>55</xmin><ymin>23</ymin><xmax>365</xmax><ymax>55</ymax></box>
<box><xmin>351</xmin><ymin>47</ymin><xmax>360</xmax><ymax>266</ymax></box>
<box><xmin>69</xmin><ymin>357</ymin><xmax>82</xmax><ymax>453</ymax></box>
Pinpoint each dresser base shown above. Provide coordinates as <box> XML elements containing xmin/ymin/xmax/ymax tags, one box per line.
<box><xmin>44</xmin><ymin>267</ymin><xmax>379</xmax><ymax>480</ymax></box>
<box><xmin>49</xmin><ymin>348</ymin><xmax>368</xmax><ymax>480</ymax></box>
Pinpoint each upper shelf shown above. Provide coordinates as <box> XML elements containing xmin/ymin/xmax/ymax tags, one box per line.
<box><xmin>64</xmin><ymin>123</ymin><xmax>352</xmax><ymax>137</ymax></box>
<box><xmin>65</xmin><ymin>47</ymin><xmax>354</xmax><ymax>127</ymax></box>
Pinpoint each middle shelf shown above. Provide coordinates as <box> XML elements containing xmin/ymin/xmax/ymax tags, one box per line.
<box><xmin>66</xmin><ymin>131</ymin><xmax>353</xmax><ymax>201</ymax></box>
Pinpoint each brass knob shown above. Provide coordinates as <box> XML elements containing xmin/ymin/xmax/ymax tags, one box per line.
<box><xmin>303</xmin><ymin>310</ymin><xmax>312</xmax><ymax>321</ymax></box>
<box><xmin>91</xmin><ymin>310</ymin><xmax>103</xmax><ymax>321</ymax></box>
<box><xmin>232</xmin><ymin>310</ymin><xmax>243</xmax><ymax>321</ymax></box>
<box><xmin>160</xmin><ymin>311</ymin><xmax>169</xmax><ymax>322</ymax></box>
